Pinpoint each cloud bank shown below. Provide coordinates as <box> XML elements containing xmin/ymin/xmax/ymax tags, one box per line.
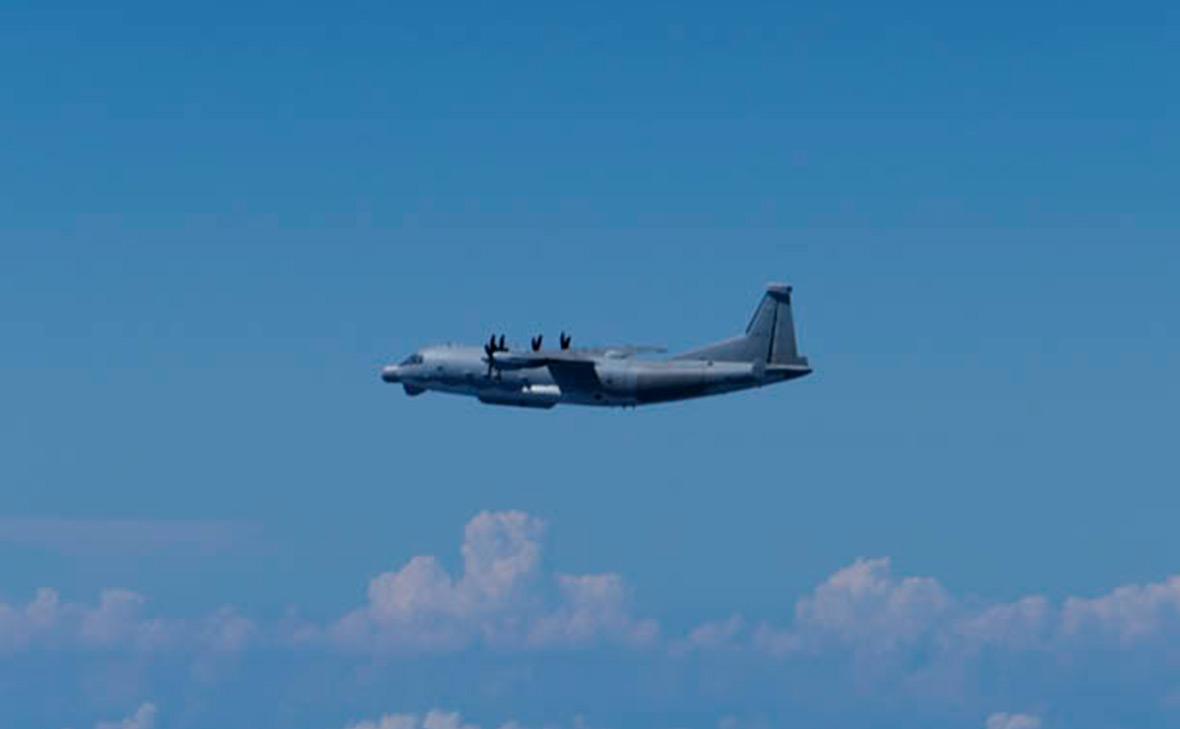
<box><xmin>8</xmin><ymin>512</ymin><xmax>1180</xmax><ymax>727</ymax></box>
<box><xmin>7</xmin><ymin>514</ymin><xmax>1180</xmax><ymax>667</ymax></box>
<box><xmin>696</xmin><ymin>555</ymin><xmax>1180</xmax><ymax>663</ymax></box>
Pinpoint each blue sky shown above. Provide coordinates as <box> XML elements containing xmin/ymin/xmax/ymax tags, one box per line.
<box><xmin>2</xmin><ymin>2</ymin><xmax>1179</xmax><ymax>728</ymax></box>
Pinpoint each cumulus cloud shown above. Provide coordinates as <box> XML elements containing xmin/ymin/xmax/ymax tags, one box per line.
<box><xmin>985</xmin><ymin>712</ymin><xmax>1041</xmax><ymax>729</ymax></box>
<box><xmin>953</xmin><ymin>596</ymin><xmax>1052</xmax><ymax>653</ymax></box>
<box><xmin>344</xmin><ymin>710</ymin><xmax>480</xmax><ymax>729</ymax></box>
<box><xmin>747</xmin><ymin>557</ymin><xmax>954</xmax><ymax>662</ymax></box>
<box><xmin>326</xmin><ymin>511</ymin><xmax>657</xmax><ymax>653</ymax></box>
<box><xmin>695</xmin><ymin>556</ymin><xmax>1180</xmax><ymax>664</ymax></box>
<box><xmin>783</xmin><ymin>557</ymin><xmax>952</xmax><ymax>655</ymax></box>
<box><xmin>342</xmin><ymin>710</ymin><xmax>606</xmax><ymax>729</ymax></box>
<box><xmin>671</xmin><ymin>615</ymin><xmax>745</xmax><ymax>655</ymax></box>
<box><xmin>0</xmin><ymin>586</ymin><xmax>252</xmax><ymax>655</ymax></box>
<box><xmin>94</xmin><ymin>702</ymin><xmax>157</xmax><ymax>729</ymax></box>
<box><xmin>527</xmin><ymin>573</ymin><xmax>658</xmax><ymax>648</ymax></box>
<box><xmin>1061</xmin><ymin>576</ymin><xmax>1180</xmax><ymax>644</ymax></box>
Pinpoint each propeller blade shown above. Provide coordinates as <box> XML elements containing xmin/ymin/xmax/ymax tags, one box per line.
<box><xmin>498</xmin><ymin>334</ymin><xmax>506</xmax><ymax>351</ymax></box>
<box><xmin>484</xmin><ymin>333</ymin><xmax>498</xmax><ymax>377</ymax></box>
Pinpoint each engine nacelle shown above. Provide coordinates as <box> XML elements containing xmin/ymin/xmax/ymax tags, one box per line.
<box><xmin>478</xmin><ymin>384</ymin><xmax>561</xmax><ymax>409</ymax></box>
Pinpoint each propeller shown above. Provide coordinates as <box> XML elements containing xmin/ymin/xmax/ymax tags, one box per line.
<box><xmin>560</xmin><ymin>331</ymin><xmax>572</xmax><ymax>350</ymax></box>
<box><xmin>483</xmin><ymin>334</ymin><xmax>496</xmax><ymax>377</ymax></box>
<box><xmin>531</xmin><ymin>334</ymin><xmax>543</xmax><ymax>352</ymax></box>
<box><xmin>484</xmin><ymin>332</ymin><xmax>508</xmax><ymax>377</ymax></box>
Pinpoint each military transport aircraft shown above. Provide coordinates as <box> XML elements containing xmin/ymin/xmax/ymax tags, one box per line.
<box><xmin>380</xmin><ymin>284</ymin><xmax>811</xmax><ymax>408</ymax></box>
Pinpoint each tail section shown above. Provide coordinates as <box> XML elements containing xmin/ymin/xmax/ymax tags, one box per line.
<box><xmin>676</xmin><ymin>284</ymin><xmax>810</xmax><ymax>369</ymax></box>
<box><xmin>747</xmin><ymin>284</ymin><xmax>808</xmax><ymax>366</ymax></box>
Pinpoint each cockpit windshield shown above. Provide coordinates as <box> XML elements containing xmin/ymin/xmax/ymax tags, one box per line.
<box><xmin>400</xmin><ymin>353</ymin><xmax>424</xmax><ymax>366</ymax></box>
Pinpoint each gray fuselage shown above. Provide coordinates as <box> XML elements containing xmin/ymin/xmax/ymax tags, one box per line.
<box><xmin>381</xmin><ymin>346</ymin><xmax>809</xmax><ymax>408</ymax></box>
<box><xmin>380</xmin><ymin>284</ymin><xmax>812</xmax><ymax>409</ymax></box>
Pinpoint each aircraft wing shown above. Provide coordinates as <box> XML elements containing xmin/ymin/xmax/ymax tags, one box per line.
<box><xmin>544</xmin><ymin>359</ymin><xmax>602</xmax><ymax>394</ymax></box>
<box><xmin>490</xmin><ymin>350</ymin><xmax>589</xmax><ymax>370</ymax></box>
<box><xmin>492</xmin><ymin>346</ymin><xmax>663</xmax><ymax>370</ymax></box>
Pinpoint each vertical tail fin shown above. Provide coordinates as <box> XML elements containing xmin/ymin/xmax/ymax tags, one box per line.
<box><xmin>675</xmin><ymin>284</ymin><xmax>810</xmax><ymax>366</ymax></box>
<box><xmin>747</xmin><ymin>284</ymin><xmax>807</xmax><ymax>365</ymax></box>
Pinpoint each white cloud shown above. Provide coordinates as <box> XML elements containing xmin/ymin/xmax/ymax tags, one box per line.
<box><xmin>748</xmin><ymin>557</ymin><xmax>952</xmax><ymax>660</ymax></box>
<box><xmin>952</xmin><ymin>595</ymin><xmax>1052</xmax><ymax>654</ymax></box>
<box><xmin>789</xmin><ymin>557</ymin><xmax>953</xmax><ymax>653</ymax></box>
<box><xmin>95</xmin><ymin>702</ymin><xmax>157</xmax><ymax>729</ymax></box>
<box><xmin>7</xmin><ymin>510</ymin><xmax>1180</xmax><ymax>680</ymax></box>
<box><xmin>342</xmin><ymin>710</ymin><xmax>605</xmax><ymax>729</ymax></box>
<box><xmin>0</xmin><ymin>587</ymin><xmax>251</xmax><ymax>655</ymax></box>
<box><xmin>80</xmin><ymin>589</ymin><xmax>149</xmax><ymax>648</ymax></box>
<box><xmin>327</xmin><ymin>511</ymin><xmax>657</xmax><ymax>653</ymax></box>
<box><xmin>527</xmin><ymin>573</ymin><xmax>658</xmax><ymax>648</ymax></box>
<box><xmin>1061</xmin><ymin>576</ymin><xmax>1180</xmax><ymax>644</ymax></box>
<box><xmin>985</xmin><ymin>712</ymin><xmax>1041</xmax><ymax>729</ymax></box>
<box><xmin>198</xmin><ymin>605</ymin><xmax>256</xmax><ymax>653</ymax></box>
<box><xmin>14</xmin><ymin>518</ymin><xmax>1171</xmax><ymax>668</ymax></box>
<box><xmin>460</xmin><ymin>511</ymin><xmax>546</xmax><ymax>604</ymax></box>
<box><xmin>343</xmin><ymin>710</ymin><xmax>479</xmax><ymax>729</ymax></box>
<box><xmin>646</xmin><ymin>555</ymin><xmax>1180</xmax><ymax>717</ymax></box>
<box><xmin>672</xmin><ymin>615</ymin><xmax>745</xmax><ymax>655</ymax></box>
<box><xmin>697</xmin><ymin>556</ymin><xmax>1180</xmax><ymax>666</ymax></box>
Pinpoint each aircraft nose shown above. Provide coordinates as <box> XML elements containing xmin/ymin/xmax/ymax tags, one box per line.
<box><xmin>381</xmin><ymin>365</ymin><xmax>401</xmax><ymax>383</ymax></box>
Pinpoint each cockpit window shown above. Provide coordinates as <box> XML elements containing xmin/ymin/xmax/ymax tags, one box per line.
<box><xmin>400</xmin><ymin>353</ymin><xmax>424</xmax><ymax>366</ymax></box>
